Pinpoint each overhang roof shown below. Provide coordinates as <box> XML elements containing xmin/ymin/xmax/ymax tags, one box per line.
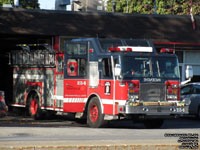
<box><xmin>0</xmin><ymin>8</ymin><xmax>200</xmax><ymax>44</ymax></box>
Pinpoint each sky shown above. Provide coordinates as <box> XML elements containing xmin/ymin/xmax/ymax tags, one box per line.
<box><xmin>39</xmin><ymin>0</ymin><xmax>55</xmax><ymax>10</ymax></box>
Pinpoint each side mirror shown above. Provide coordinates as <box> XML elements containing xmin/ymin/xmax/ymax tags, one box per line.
<box><xmin>114</xmin><ymin>64</ymin><xmax>121</xmax><ymax>77</ymax></box>
<box><xmin>186</xmin><ymin>65</ymin><xmax>193</xmax><ymax>79</ymax></box>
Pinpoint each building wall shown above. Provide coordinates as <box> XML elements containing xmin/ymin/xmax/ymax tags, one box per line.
<box><xmin>55</xmin><ymin>0</ymin><xmax>70</xmax><ymax>10</ymax></box>
<box><xmin>72</xmin><ymin>0</ymin><xmax>108</xmax><ymax>11</ymax></box>
<box><xmin>179</xmin><ymin>50</ymin><xmax>200</xmax><ymax>81</ymax></box>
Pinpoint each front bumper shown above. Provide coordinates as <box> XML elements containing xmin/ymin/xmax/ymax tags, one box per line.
<box><xmin>118</xmin><ymin>101</ymin><xmax>189</xmax><ymax>115</ymax></box>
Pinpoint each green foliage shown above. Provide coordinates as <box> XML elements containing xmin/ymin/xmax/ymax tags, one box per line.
<box><xmin>0</xmin><ymin>0</ymin><xmax>10</xmax><ymax>6</ymax></box>
<box><xmin>107</xmin><ymin>0</ymin><xmax>200</xmax><ymax>15</ymax></box>
<box><xmin>0</xmin><ymin>0</ymin><xmax>40</xmax><ymax>9</ymax></box>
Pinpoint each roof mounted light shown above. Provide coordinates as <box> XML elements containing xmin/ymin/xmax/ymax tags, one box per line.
<box><xmin>108</xmin><ymin>46</ymin><xmax>153</xmax><ymax>52</ymax></box>
<box><xmin>109</xmin><ymin>47</ymin><xmax>121</xmax><ymax>52</ymax></box>
<box><xmin>160</xmin><ymin>48</ymin><xmax>175</xmax><ymax>54</ymax></box>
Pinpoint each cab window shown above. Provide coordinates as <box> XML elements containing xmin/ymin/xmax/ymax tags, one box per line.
<box><xmin>67</xmin><ymin>58</ymin><xmax>86</xmax><ymax>76</ymax></box>
<box><xmin>66</xmin><ymin>43</ymin><xmax>87</xmax><ymax>55</ymax></box>
<box><xmin>64</xmin><ymin>42</ymin><xmax>88</xmax><ymax>78</ymax></box>
<box><xmin>102</xmin><ymin>58</ymin><xmax>112</xmax><ymax>77</ymax></box>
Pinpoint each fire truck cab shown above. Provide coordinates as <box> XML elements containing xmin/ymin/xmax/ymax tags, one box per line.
<box><xmin>11</xmin><ymin>38</ymin><xmax>188</xmax><ymax>128</ymax></box>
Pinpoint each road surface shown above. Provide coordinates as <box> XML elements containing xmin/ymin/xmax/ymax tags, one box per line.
<box><xmin>0</xmin><ymin>114</ymin><xmax>199</xmax><ymax>150</ymax></box>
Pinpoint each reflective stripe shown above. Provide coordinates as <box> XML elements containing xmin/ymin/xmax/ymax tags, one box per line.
<box><xmin>53</xmin><ymin>95</ymin><xmax>127</xmax><ymax>105</ymax></box>
<box><xmin>13</xmin><ymin>74</ymin><xmax>44</xmax><ymax>80</ymax></box>
<box><xmin>11</xmin><ymin>104</ymin><xmax>25</xmax><ymax>107</ymax></box>
<box><xmin>102</xmin><ymin>99</ymin><xmax>126</xmax><ymax>105</ymax></box>
<box><xmin>41</xmin><ymin>107</ymin><xmax>63</xmax><ymax>112</ymax></box>
<box><xmin>63</xmin><ymin>98</ymin><xmax>87</xmax><ymax>103</ymax></box>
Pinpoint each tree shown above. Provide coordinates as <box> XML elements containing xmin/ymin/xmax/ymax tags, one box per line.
<box><xmin>0</xmin><ymin>0</ymin><xmax>40</xmax><ymax>9</ymax></box>
<box><xmin>107</xmin><ymin>0</ymin><xmax>200</xmax><ymax>15</ymax></box>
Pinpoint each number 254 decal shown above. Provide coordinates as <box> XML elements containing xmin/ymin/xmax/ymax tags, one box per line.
<box><xmin>77</xmin><ymin>81</ymin><xmax>86</xmax><ymax>85</ymax></box>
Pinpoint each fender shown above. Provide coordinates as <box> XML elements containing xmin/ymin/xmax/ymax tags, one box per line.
<box><xmin>86</xmin><ymin>93</ymin><xmax>104</xmax><ymax>114</ymax></box>
<box><xmin>26</xmin><ymin>86</ymin><xmax>42</xmax><ymax>107</ymax></box>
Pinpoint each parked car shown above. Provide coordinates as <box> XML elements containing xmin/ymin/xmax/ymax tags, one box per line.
<box><xmin>181</xmin><ymin>83</ymin><xmax>200</xmax><ymax>119</ymax></box>
<box><xmin>0</xmin><ymin>91</ymin><xmax>8</xmax><ymax>117</ymax></box>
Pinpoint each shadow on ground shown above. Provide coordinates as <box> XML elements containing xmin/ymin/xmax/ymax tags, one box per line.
<box><xmin>0</xmin><ymin>111</ymin><xmax>199</xmax><ymax>129</ymax></box>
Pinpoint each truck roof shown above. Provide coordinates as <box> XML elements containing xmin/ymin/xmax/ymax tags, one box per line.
<box><xmin>70</xmin><ymin>38</ymin><xmax>176</xmax><ymax>58</ymax></box>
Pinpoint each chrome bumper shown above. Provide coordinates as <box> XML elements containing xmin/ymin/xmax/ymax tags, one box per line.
<box><xmin>118</xmin><ymin>101</ymin><xmax>189</xmax><ymax>115</ymax></box>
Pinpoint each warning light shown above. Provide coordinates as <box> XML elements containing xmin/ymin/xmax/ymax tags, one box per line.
<box><xmin>160</xmin><ymin>48</ymin><xmax>175</xmax><ymax>54</ymax></box>
<box><xmin>108</xmin><ymin>46</ymin><xmax>153</xmax><ymax>52</ymax></box>
<box><xmin>89</xmin><ymin>49</ymin><xmax>94</xmax><ymax>53</ymax></box>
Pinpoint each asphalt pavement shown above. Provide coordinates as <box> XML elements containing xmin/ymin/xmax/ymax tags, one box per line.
<box><xmin>0</xmin><ymin>114</ymin><xmax>199</xmax><ymax>150</ymax></box>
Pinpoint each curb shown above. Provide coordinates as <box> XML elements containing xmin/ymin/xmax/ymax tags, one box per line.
<box><xmin>0</xmin><ymin>144</ymin><xmax>194</xmax><ymax>150</ymax></box>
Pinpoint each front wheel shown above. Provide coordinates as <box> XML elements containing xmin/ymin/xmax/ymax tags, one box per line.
<box><xmin>87</xmin><ymin>97</ymin><xmax>104</xmax><ymax>128</ymax></box>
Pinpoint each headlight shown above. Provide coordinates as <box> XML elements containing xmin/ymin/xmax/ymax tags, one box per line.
<box><xmin>167</xmin><ymin>95</ymin><xmax>177</xmax><ymax>100</ymax></box>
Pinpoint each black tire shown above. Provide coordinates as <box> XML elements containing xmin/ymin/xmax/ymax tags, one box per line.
<box><xmin>28</xmin><ymin>94</ymin><xmax>42</xmax><ymax>120</ymax></box>
<box><xmin>144</xmin><ymin>119</ymin><xmax>164</xmax><ymax>129</ymax></box>
<box><xmin>87</xmin><ymin>97</ymin><xmax>104</xmax><ymax>128</ymax></box>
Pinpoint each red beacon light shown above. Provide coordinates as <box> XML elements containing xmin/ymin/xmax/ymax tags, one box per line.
<box><xmin>108</xmin><ymin>47</ymin><xmax>121</xmax><ymax>52</ymax></box>
<box><xmin>160</xmin><ymin>48</ymin><xmax>175</xmax><ymax>54</ymax></box>
<box><xmin>108</xmin><ymin>46</ymin><xmax>153</xmax><ymax>52</ymax></box>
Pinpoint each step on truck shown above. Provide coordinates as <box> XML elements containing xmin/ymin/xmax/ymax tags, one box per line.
<box><xmin>10</xmin><ymin>38</ymin><xmax>189</xmax><ymax>128</ymax></box>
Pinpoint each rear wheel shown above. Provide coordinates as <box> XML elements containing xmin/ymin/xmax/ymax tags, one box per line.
<box><xmin>144</xmin><ymin>119</ymin><xmax>164</xmax><ymax>129</ymax></box>
<box><xmin>28</xmin><ymin>94</ymin><xmax>42</xmax><ymax>120</ymax></box>
<box><xmin>87</xmin><ymin>97</ymin><xmax>104</xmax><ymax>128</ymax></box>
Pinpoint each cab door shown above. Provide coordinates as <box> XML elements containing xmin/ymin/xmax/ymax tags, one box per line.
<box><xmin>63</xmin><ymin>41</ymin><xmax>88</xmax><ymax>112</ymax></box>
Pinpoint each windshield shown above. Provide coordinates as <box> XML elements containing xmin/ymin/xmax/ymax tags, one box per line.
<box><xmin>122</xmin><ymin>56</ymin><xmax>180</xmax><ymax>79</ymax></box>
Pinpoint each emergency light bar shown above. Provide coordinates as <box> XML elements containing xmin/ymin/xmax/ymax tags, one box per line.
<box><xmin>109</xmin><ymin>46</ymin><xmax>153</xmax><ymax>52</ymax></box>
<box><xmin>160</xmin><ymin>48</ymin><xmax>175</xmax><ymax>53</ymax></box>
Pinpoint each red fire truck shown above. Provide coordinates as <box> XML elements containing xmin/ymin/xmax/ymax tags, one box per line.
<box><xmin>10</xmin><ymin>38</ymin><xmax>188</xmax><ymax>128</ymax></box>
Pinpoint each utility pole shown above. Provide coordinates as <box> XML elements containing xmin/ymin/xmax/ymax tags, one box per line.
<box><xmin>126</xmin><ymin>0</ymin><xmax>128</xmax><ymax>13</ymax></box>
<box><xmin>112</xmin><ymin>1</ymin><xmax>116</xmax><ymax>13</ymax></box>
<box><xmin>154</xmin><ymin>0</ymin><xmax>157</xmax><ymax>14</ymax></box>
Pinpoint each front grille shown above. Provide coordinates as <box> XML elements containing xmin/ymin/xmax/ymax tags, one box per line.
<box><xmin>139</xmin><ymin>83</ymin><xmax>166</xmax><ymax>101</ymax></box>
